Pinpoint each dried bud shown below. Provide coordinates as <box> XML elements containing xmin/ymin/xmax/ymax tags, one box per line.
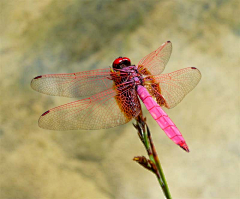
<box><xmin>133</xmin><ymin>156</ymin><xmax>152</xmax><ymax>171</ymax></box>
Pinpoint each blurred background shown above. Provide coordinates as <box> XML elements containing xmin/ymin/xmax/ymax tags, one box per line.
<box><xmin>0</xmin><ymin>0</ymin><xmax>239</xmax><ymax>198</ymax></box>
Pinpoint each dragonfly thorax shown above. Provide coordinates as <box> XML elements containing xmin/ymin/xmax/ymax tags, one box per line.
<box><xmin>122</xmin><ymin>65</ymin><xmax>144</xmax><ymax>87</ymax></box>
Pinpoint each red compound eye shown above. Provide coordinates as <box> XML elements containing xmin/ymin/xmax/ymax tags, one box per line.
<box><xmin>112</xmin><ymin>57</ymin><xmax>131</xmax><ymax>69</ymax></box>
<box><xmin>113</xmin><ymin>57</ymin><xmax>124</xmax><ymax>68</ymax></box>
<box><xmin>122</xmin><ymin>57</ymin><xmax>131</xmax><ymax>65</ymax></box>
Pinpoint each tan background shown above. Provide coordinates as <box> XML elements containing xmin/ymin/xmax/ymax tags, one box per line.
<box><xmin>0</xmin><ymin>0</ymin><xmax>239</xmax><ymax>198</ymax></box>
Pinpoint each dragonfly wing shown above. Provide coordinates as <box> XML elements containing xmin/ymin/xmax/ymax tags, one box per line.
<box><xmin>137</xmin><ymin>41</ymin><xmax>172</xmax><ymax>76</ymax></box>
<box><xmin>31</xmin><ymin>68</ymin><xmax>113</xmax><ymax>98</ymax></box>
<box><xmin>38</xmin><ymin>87</ymin><xmax>142</xmax><ymax>130</ymax></box>
<box><xmin>153</xmin><ymin>67</ymin><xmax>201</xmax><ymax>108</ymax></box>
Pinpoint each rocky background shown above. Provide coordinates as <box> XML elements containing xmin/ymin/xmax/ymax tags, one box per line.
<box><xmin>0</xmin><ymin>0</ymin><xmax>239</xmax><ymax>198</ymax></box>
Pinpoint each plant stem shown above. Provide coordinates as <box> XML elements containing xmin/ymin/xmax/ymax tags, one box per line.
<box><xmin>133</xmin><ymin>115</ymin><xmax>172</xmax><ymax>199</ymax></box>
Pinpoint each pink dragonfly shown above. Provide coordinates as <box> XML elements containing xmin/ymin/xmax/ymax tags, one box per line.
<box><xmin>31</xmin><ymin>41</ymin><xmax>201</xmax><ymax>152</ymax></box>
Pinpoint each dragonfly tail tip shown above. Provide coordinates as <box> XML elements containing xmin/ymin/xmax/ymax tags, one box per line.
<box><xmin>179</xmin><ymin>143</ymin><xmax>190</xmax><ymax>153</ymax></box>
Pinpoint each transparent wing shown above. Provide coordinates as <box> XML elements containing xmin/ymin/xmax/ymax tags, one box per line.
<box><xmin>38</xmin><ymin>87</ymin><xmax>141</xmax><ymax>130</ymax></box>
<box><xmin>31</xmin><ymin>68</ymin><xmax>113</xmax><ymax>98</ymax></box>
<box><xmin>153</xmin><ymin>67</ymin><xmax>201</xmax><ymax>108</ymax></box>
<box><xmin>137</xmin><ymin>41</ymin><xmax>172</xmax><ymax>76</ymax></box>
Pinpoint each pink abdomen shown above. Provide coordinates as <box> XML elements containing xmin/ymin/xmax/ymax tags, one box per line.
<box><xmin>137</xmin><ymin>85</ymin><xmax>189</xmax><ymax>152</ymax></box>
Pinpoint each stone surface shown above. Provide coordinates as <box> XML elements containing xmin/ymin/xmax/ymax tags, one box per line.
<box><xmin>0</xmin><ymin>0</ymin><xmax>239</xmax><ymax>198</ymax></box>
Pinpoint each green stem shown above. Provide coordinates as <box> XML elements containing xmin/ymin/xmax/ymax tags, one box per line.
<box><xmin>146</xmin><ymin>125</ymin><xmax>172</xmax><ymax>199</ymax></box>
<box><xmin>134</xmin><ymin>116</ymin><xmax>172</xmax><ymax>199</ymax></box>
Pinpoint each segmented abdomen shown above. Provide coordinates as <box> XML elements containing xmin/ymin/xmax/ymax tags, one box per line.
<box><xmin>137</xmin><ymin>85</ymin><xmax>189</xmax><ymax>152</ymax></box>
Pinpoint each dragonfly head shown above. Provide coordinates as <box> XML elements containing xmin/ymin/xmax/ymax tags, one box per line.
<box><xmin>112</xmin><ymin>57</ymin><xmax>131</xmax><ymax>70</ymax></box>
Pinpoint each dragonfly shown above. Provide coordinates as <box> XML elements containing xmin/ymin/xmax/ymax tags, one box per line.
<box><xmin>31</xmin><ymin>41</ymin><xmax>201</xmax><ymax>152</ymax></box>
